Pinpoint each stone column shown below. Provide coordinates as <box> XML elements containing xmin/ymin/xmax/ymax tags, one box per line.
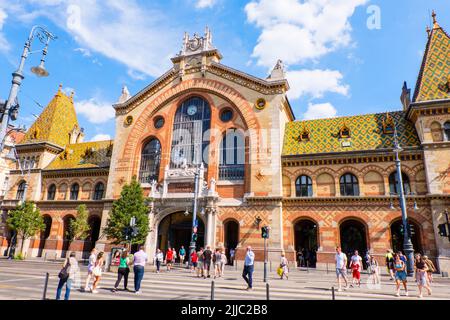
<box><xmin>206</xmin><ymin>209</ymin><xmax>216</xmax><ymax>248</ymax></box>
<box><xmin>145</xmin><ymin>203</ymin><xmax>156</xmax><ymax>262</ymax></box>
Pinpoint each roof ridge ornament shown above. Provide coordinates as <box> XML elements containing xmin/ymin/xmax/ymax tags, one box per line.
<box><xmin>118</xmin><ymin>85</ymin><xmax>131</xmax><ymax>104</ymax></box>
<box><xmin>432</xmin><ymin>10</ymin><xmax>440</xmax><ymax>29</ymax></box>
<box><xmin>179</xmin><ymin>27</ymin><xmax>215</xmax><ymax>56</ymax></box>
<box><xmin>267</xmin><ymin>59</ymin><xmax>286</xmax><ymax>81</ymax></box>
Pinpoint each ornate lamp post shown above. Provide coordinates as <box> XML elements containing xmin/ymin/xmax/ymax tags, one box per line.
<box><xmin>0</xmin><ymin>26</ymin><xmax>56</xmax><ymax>152</ymax></box>
<box><xmin>188</xmin><ymin>163</ymin><xmax>204</xmax><ymax>266</ymax></box>
<box><xmin>392</xmin><ymin>126</ymin><xmax>415</xmax><ymax>275</ymax></box>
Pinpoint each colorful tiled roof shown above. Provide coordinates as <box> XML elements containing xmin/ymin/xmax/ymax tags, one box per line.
<box><xmin>282</xmin><ymin>111</ymin><xmax>420</xmax><ymax>156</ymax></box>
<box><xmin>45</xmin><ymin>140</ymin><xmax>113</xmax><ymax>170</ymax></box>
<box><xmin>413</xmin><ymin>14</ymin><xmax>450</xmax><ymax>103</ymax></box>
<box><xmin>20</xmin><ymin>85</ymin><xmax>79</xmax><ymax>147</ymax></box>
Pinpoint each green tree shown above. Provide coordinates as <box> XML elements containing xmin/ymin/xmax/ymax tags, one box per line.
<box><xmin>67</xmin><ymin>204</ymin><xmax>91</xmax><ymax>241</ymax></box>
<box><xmin>104</xmin><ymin>177</ymin><xmax>149</xmax><ymax>245</ymax></box>
<box><xmin>6</xmin><ymin>201</ymin><xmax>45</xmax><ymax>255</ymax></box>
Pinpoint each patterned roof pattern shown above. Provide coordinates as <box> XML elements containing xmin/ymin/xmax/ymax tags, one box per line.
<box><xmin>45</xmin><ymin>140</ymin><xmax>113</xmax><ymax>170</ymax></box>
<box><xmin>413</xmin><ymin>19</ymin><xmax>450</xmax><ymax>102</ymax></box>
<box><xmin>20</xmin><ymin>86</ymin><xmax>79</xmax><ymax>147</ymax></box>
<box><xmin>282</xmin><ymin>111</ymin><xmax>420</xmax><ymax>156</ymax></box>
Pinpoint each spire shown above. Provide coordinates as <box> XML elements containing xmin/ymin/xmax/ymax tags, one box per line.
<box><xmin>267</xmin><ymin>59</ymin><xmax>286</xmax><ymax>81</ymax></box>
<box><xmin>118</xmin><ymin>85</ymin><xmax>131</xmax><ymax>104</ymax></box>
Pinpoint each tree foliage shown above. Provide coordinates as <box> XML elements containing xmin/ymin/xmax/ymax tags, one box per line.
<box><xmin>6</xmin><ymin>201</ymin><xmax>45</xmax><ymax>254</ymax></box>
<box><xmin>67</xmin><ymin>204</ymin><xmax>91</xmax><ymax>241</ymax></box>
<box><xmin>103</xmin><ymin>178</ymin><xmax>149</xmax><ymax>245</ymax></box>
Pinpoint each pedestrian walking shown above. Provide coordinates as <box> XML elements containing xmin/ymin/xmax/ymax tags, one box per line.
<box><xmin>242</xmin><ymin>246</ymin><xmax>255</xmax><ymax>290</ymax></box>
<box><xmin>56</xmin><ymin>252</ymin><xmax>79</xmax><ymax>300</ymax></box>
<box><xmin>368</xmin><ymin>255</ymin><xmax>380</xmax><ymax>284</ymax></box>
<box><xmin>83</xmin><ymin>248</ymin><xmax>97</xmax><ymax>292</ymax></box>
<box><xmin>335</xmin><ymin>246</ymin><xmax>348</xmax><ymax>292</ymax></box>
<box><xmin>179</xmin><ymin>246</ymin><xmax>186</xmax><ymax>266</ymax></box>
<box><xmin>385</xmin><ymin>250</ymin><xmax>395</xmax><ymax>280</ymax></box>
<box><xmin>112</xmin><ymin>250</ymin><xmax>131</xmax><ymax>292</ymax></box>
<box><xmin>197</xmin><ymin>248</ymin><xmax>204</xmax><ymax>278</ymax></box>
<box><xmin>423</xmin><ymin>255</ymin><xmax>436</xmax><ymax>284</ymax></box>
<box><xmin>229</xmin><ymin>248</ymin><xmax>235</xmax><ymax>266</ymax></box>
<box><xmin>202</xmin><ymin>246</ymin><xmax>213</xmax><ymax>278</ymax></box>
<box><xmin>172</xmin><ymin>247</ymin><xmax>177</xmax><ymax>264</ymax></box>
<box><xmin>415</xmin><ymin>254</ymin><xmax>432</xmax><ymax>298</ymax></box>
<box><xmin>91</xmin><ymin>251</ymin><xmax>105</xmax><ymax>294</ymax></box>
<box><xmin>393</xmin><ymin>253</ymin><xmax>408</xmax><ymax>297</ymax></box>
<box><xmin>213</xmin><ymin>249</ymin><xmax>222</xmax><ymax>279</ymax></box>
<box><xmin>220</xmin><ymin>250</ymin><xmax>227</xmax><ymax>277</ymax></box>
<box><xmin>280</xmin><ymin>252</ymin><xmax>289</xmax><ymax>280</ymax></box>
<box><xmin>166</xmin><ymin>248</ymin><xmax>174</xmax><ymax>271</ymax></box>
<box><xmin>133</xmin><ymin>245</ymin><xmax>148</xmax><ymax>294</ymax></box>
<box><xmin>190</xmin><ymin>249</ymin><xmax>198</xmax><ymax>273</ymax></box>
<box><xmin>350</xmin><ymin>258</ymin><xmax>361</xmax><ymax>287</ymax></box>
<box><xmin>154</xmin><ymin>249</ymin><xmax>163</xmax><ymax>273</ymax></box>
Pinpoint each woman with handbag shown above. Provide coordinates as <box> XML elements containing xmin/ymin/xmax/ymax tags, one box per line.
<box><xmin>112</xmin><ymin>250</ymin><xmax>131</xmax><ymax>292</ymax></box>
<box><xmin>56</xmin><ymin>252</ymin><xmax>79</xmax><ymax>300</ymax></box>
<box><xmin>91</xmin><ymin>251</ymin><xmax>104</xmax><ymax>294</ymax></box>
<box><xmin>280</xmin><ymin>253</ymin><xmax>289</xmax><ymax>280</ymax></box>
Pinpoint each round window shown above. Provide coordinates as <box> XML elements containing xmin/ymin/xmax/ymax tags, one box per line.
<box><xmin>220</xmin><ymin>108</ymin><xmax>233</xmax><ymax>122</ymax></box>
<box><xmin>154</xmin><ymin>116</ymin><xmax>165</xmax><ymax>129</ymax></box>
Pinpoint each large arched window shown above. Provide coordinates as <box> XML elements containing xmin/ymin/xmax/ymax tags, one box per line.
<box><xmin>93</xmin><ymin>182</ymin><xmax>105</xmax><ymax>200</ymax></box>
<box><xmin>389</xmin><ymin>171</ymin><xmax>411</xmax><ymax>194</ymax></box>
<box><xmin>219</xmin><ymin>129</ymin><xmax>245</xmax><ymax>180</ymax></box>
<box><xmin>70</xmin><ymin>183</ymin><xmax>79</xmax><ymax>200</ymax></box>
<box><xmin>340</xmin><ymin>173</ymin><xmax>359</xmax><ymax>196</ymax></box>
<box><xmin>139</xmin><ymin>138</ymin><xmax>161</xmax><ymax>184</ymax></box>
<box><xmin>16</xmin><ymin>181</ymin><xmax>26</xmax><ymax>200</ymax></box>
<box><xmin>445</xmin><ymin>122</ymin><xmax>450</xmax><ymax>141</ymax></box>
<box><xmin>170</xmin><ymin>97</ymin><xmax>211</xmax><ymax>168</ymax></box>
<box><xmin>295</xmin><ymin>175</ymin><xmax>313</xmax><ymax>197</ymax></box>
<box><xmin>47</xmin><ymin>184</ymin><xmax>56</xmax><ymax>200</ymax></box>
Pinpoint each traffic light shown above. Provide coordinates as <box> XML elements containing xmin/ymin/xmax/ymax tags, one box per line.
<box><xmin>261</xmin><ymin>226</ymin><xmax>269</xmax><ymax>239</ymax></box>
<box><xmin>131</xmin><ymin>226</ymin><xmax>138</xmax><ymax>237</ymax></box>
<box><xmin>123</xmin><ymin>226</ymin><xmax>131</xmax><ymax>240</ymax></box>
<box><xmin>438</xmin><ymin>223</ymin><xmax>449</xmax><ymax>237</ymax></box>
<box><xmin>192</xmin><ymin>233</ymin><xmax>198</xmax><ymax>242</ymax></box>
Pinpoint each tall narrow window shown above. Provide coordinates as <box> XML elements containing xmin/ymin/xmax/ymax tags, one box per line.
<box><xmin>295</xmin><ymin>175</ymin><xmax>313</xmax><ymax>197</ymax></box>
<box><xmin>139</xmin><ymin>138</ymin><xmax>161</xmax><ymax>184</ymax></box>
<box><xmin>170</xmin><ymin>97</ymin><xmax>211</xmax><ymax>168</ymax></box>
<box><xmin>340</xmin><ymin>173</ymin><xmax>359</xmax><ymax>196</ymax></box>
<box><xmin>93</xmin><ymin>182</ymin><xmax>105</xmax><ymax>200</ymax></box>
<box><xmin>445</xmin><ymin>122</ymin><xmax>450</xmax><ymax>141</ymax></box>
<box><xmin>219</xmin><ymin>129</ymin><xmax>245</xmax><ymax>180</ymax></box>
<box><xmin>70</xmin><ymin>183</ymin><xmax>79</xmax><ymax>200</ymax></box>
<box><xmin>47</xmin><ymin>184</ymin><xmax>56</xmax><ymax>200</ymax></box>
<box><xmin>16</xmin><ymin>181</ymin><xmax>26</xmax><ymax>200</ymax></box>
<box><xmin>389</xmin><ymin>171</ymin><xmax>411</xmax><ymax>194</ymax></box>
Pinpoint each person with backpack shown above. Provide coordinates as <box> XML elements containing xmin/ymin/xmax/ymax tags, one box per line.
<box><xmin>91</xmin><ymin>251</ymin><xmax>105</xmax><ymax>294</ymax></box>
<box><xmin>154</xmin><ymin>248</ymin><xmax>164</xmax><ymax>273</ymax></box>
<box><xmin>213</xmin><ymin>249</ymin><xmax>222</xmax><ymax>279</ymax></box>
<box><xmin>423</xmin><ymin>255</ymin><xmax>436</xmax><ymax>284</ymax></box>
<box><xmin>56</xmin><ymin>252</ymin><xmax>79</xmax><ymax>300</ymax></box>
<box><xmin>112</xmin><ymin>250</ymin><xmax>131</xmax><ymax>292</ymax></box>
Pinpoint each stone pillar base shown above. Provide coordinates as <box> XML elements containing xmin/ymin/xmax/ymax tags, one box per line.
<box><xmin>437</xmin><ymin>256</ymin><xmax>450</xmax><ymax>277</ymax></box>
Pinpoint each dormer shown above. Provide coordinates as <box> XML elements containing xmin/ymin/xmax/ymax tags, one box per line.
<box><xmin>339</xmin><ymin>121</ymin><xmax>350</xmax><ymax>139</ymax></box>
<box><xmin>382</xmin><ymin>112</ymin><xmax>395</xmax><ymax>134</ymax></box>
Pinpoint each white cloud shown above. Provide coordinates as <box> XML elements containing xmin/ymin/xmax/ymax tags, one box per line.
<box><xmin>0</xmin><ymin>8</ymin><xmax>9</xmax><ymax>52</ymax></box>
<box><xmin>245</xmin><ymin>0</ymin><xmax>367</xmax><ymax>68</ymax></box>
<box><xmin>91</xmin><ymin>133</ymin><xmax>111</xmax><ymax>141</ymax></box>
<box><xmin>127</xmin><ymin>69</ymin><xmax>147</xmax><ymax>81</ymax></box>
<box><xmin>75</xmin><ymin>98</ymin><xmax>115</xmax><ymax>124</ymax></box>
<box><xmin>196</xmin><ymin>0</ymin><xmax>217</xmax><ymax>9</ymax></box>
<box><xmin>302</xmin><ymin>102</ymin><xmax>337</xmax><ymax>120</ymax></box>
<box><xmin>286</xmin><ymin>69</ymin><xmax>349</xmax><ymax>99</ymax></box>
<box><xmin>74</xmin><ymin>47</ymin><xmax>91</xmax><ymax>57</ymax></box>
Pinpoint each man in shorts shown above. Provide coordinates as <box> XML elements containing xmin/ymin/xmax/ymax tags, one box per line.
<box><xmin>335</xmin><ymin>246</ymin><xmax>348</xmax><ymax>292</ymax></box>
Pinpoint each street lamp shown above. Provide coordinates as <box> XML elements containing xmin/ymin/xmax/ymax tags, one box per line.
<box><xmin>391</xmin><ymin>126</ymin><xmax>415</xmax><ymax>275</ymax></box>
<box><xmin>188</xmin><ymin>163</ymin><xmax>203</xmax><ymax>268</ymax></box>
<box><xmin>0</xmin><ymin>25</ymin><xmax>57</xmax><ymax>152</ymax></box>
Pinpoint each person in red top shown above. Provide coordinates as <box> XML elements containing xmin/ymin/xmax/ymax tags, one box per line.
<box><xmin>350</xmin><ymin>261</ymin><xmax>361</xmax><ymax>287</ymax></box>
<box><xmin>166</xmin><ymin>248</ymin><xmax>174</xmax><ymax>271</ymax></box>
<box><xmin>190</xmin><ymin>250</ymin><xmax>198</xmax><ymax>273</ymax></box>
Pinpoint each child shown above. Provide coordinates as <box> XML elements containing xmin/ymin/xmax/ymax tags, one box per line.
<box><xmin>350</xmin><ymin>260</ymin><xmax>361</xmax><ymax>287</ymax></box>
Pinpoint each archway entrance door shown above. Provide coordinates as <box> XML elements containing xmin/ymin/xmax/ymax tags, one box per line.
<box><xmin>294</xmin><ymin>219</ymin><xmax>318</xmax><ymax>268</ymax></box>
<box><xmin>224</xmin><ymin>220</ymin><xmax>239</xmax><ymax>265</ymax></box>
<box><xmin>340</xmin><ymin>219</ymin><xmax>368</xmax><ymax>269</ymax></box>
<box><xmin>38</xmin><ymin>215</ymin><xmax>52</xmax><ymax>257</ymax></box>
<box><xmin>390</xmin><ymin>219</ymin><xmax>422</xmax><ymax>254</ymax></box>
<box><xmin>157</xmin><ymin>212</ymin><xmax>205</xmax><ymax>258</ymax></box>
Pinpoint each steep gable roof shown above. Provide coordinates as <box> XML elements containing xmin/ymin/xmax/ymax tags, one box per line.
<box><xmin>413</xmin><ymin>13</ymin><xmax>450</xmax><ymax>103</ymax></box>
<box><xmin>20</xmin><ymin>85</ymin><xmax>79</xmax><ymax>147</ymax></box>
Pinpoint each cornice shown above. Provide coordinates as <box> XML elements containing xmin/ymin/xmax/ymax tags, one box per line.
<box><xmin>36</xmin><ymin>200</ymin><xmax>107</xmax><ymax>209</ymax></box>
<box><xmin>282</xmin><ymin>195</ymin><xmax>431</xmax><ymax>205</ymax></box>
<box><xmin>42</xmin><ymin>167</ymin><xmax>110</xmax><ymax>178</ymax></box>
<box><xmin>15</xmin><ymin>142</ymin><xmax>64</xmax><ymax>154</ymax></box>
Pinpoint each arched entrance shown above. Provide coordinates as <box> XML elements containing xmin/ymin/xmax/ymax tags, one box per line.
<box><xmin>38</xmin><ymin>215</ymin><xmax>52</xmax><ymax>257</ymax></box>
<box><xmin>83</xmin><ymin>215</ymin><xmax>101</xmax><ymax>258</ymax></box>
<box><xmin>223</xmin><ymin>219</ymin><xmax>239</xmax><ymax>265</ymax></box>
<box><xmin>390</xmin><ymin>219</ymin><xmax>423</xmax><ymax>254</ymax></box>
<box><xmin>340</xmin><ymin>219</ymin><xmax>368</xmax><ymax>268</ymax></box>
<box><xmin>294</xmin><ymin>219</ymin><xmax>318</xmax><ymax>267</ymax></box>
<box><xmin>157</xmin><ymin>212</ymin><xmax>205</xmax><ymax>255</ymax></box>
<box><xmin>61</xmin><ymin>215</ymin><xmax>75</xmax><ymax>258</ymax></box>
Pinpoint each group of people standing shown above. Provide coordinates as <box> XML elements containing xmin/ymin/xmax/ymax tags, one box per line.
<box><xmin>56</xmin><ymin>246</ymin><xmax>149</xmax><ymax>300</ymax></box>
<box><xmin>190</xmin><ymin>246</ymin><xmax>227</xmax><ymax>278</ymax></box>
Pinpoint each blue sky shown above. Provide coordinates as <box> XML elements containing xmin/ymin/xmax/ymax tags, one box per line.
<box><xmin>0</xmin><ymin>0</ymin><xmax>448</xmax><ymax>142</ymax></box>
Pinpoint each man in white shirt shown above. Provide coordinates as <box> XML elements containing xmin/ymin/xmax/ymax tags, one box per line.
<box><xmin>242</xmin><ymin>246</ymin><xmax>255</xmax><ymax>290</ymax></box>
<box><xmin>335</xmin><ymin>246</ymin><xmax>348</xmax><ymax>292</ymax></box>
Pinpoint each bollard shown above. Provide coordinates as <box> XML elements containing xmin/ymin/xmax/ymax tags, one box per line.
<box><xmin>326</xmin><ymin>263</ymin><xmax>329</xmax><ymax>274</ymax></box>
<box><xmin>266</xmin><ymin>283</ymin><xmax>269</xmax><ymax>300</ymax></box>
<box><xmin>331</xmin><ymin>286</ymin><xmax>335</xmax><ymax>300</ymax></box>
<box><xmin>42</xmin><ymin>272</ymin><xmax>49</xmax><ymax>300</ymax></box>
<box><xmin>269</xmin><ymin>261</ymin><xmax>272</xmax><ymax>272</ymax></box>
<box><xmin>211</xmin><ymin>281</ymin><xmax>215</xmax><ymax>300</ymax></box>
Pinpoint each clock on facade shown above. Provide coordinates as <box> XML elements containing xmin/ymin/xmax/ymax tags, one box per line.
<box><xmin>187</xmin><ymin>105</ymin><xmax>197</xmax><ymax>116</ymax></box>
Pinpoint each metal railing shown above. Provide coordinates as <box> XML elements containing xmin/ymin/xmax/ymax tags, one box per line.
<box><xmin>219</xmin><ymin>165</ymin><xmax>244</xmax><ymax>181</ymax></box>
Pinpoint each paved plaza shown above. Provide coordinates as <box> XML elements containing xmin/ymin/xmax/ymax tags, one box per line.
<box><xmin>0</xmin><ymin>259</ymin><xmax>448</xmax><ymax>300</ymax></box>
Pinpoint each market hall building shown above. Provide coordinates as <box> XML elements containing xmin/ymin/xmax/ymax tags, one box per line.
<box><xmin>0</xmin><ymin>15</ymin><xmax>449</xmax><ymax>272</ymax></box>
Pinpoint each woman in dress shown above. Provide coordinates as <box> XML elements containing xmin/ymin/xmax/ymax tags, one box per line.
<box><xmin>415</xmin><ymin>254</ymin><xmax>432</xmax><ymax>298</ymax></box>
<box><xmin>91</xmin><ymin>251</ymin><xmax>105</xmax><ymax>294</ymax></box>
<box><xmin>393</xmin><ymin>253</ymin><xmax>408</xmax><ymax>297</ymax></box>
<box><xmin>368</xmin><ymin>255</ymin><xmax>380</xmax><ymax>284</ymax></box>
<box><xmin>280</xmin><ymin>253</ymin><xmax>289</xmax><ymax>280</ymax></box>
